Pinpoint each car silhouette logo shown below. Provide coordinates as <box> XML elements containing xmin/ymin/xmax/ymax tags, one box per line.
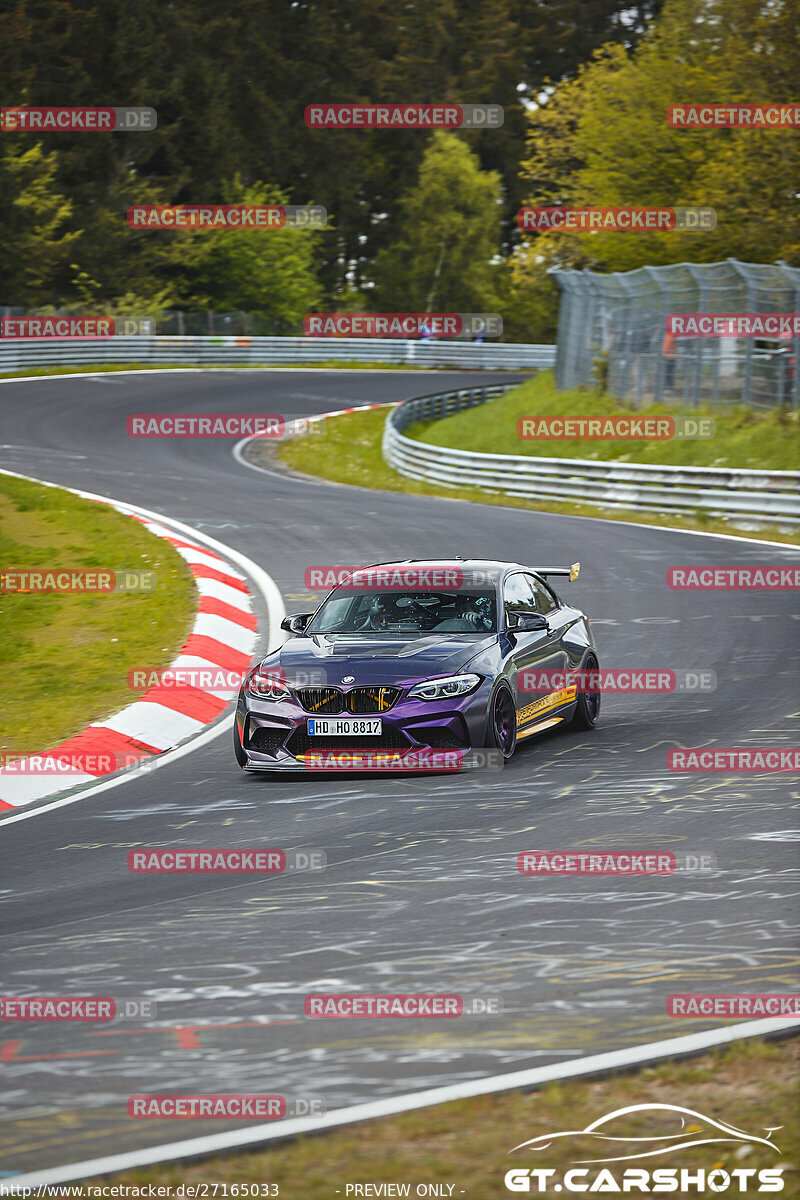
<box><xmin>509</xmin><ymin>1104</ymin><xmax>783</xmax><ymax>1164</ymax></box>
<box><xmin>341</xmin><ymin>675</ymin><xmax>355</xmax><ymax>684</ymax></box>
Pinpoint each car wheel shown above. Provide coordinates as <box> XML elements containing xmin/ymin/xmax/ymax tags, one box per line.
<box><xmin>569</xmin><ymin>654</ymin><xmax>601</xmax><ymax>730</ymax></box>
<box><xmin>233</xmin><ymin>716</ymin><xmax>249</xmax><ymax>769</ymax></box>
<box><xmin>489</xmin><ymin>683</ymin><xmax>517</xmax><ymax>759</ymax></box>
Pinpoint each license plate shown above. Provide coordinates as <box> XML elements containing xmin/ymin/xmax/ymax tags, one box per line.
<box><xmin>307</xmin><ymin>718</ymin><xmax>382</xmax><ymax>736</ymax></box>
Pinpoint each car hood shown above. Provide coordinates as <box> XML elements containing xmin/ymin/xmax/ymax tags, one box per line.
<box><xmin>267</xmin><ymin>632</ymin><xmax>496</xmax><ymax>688</ymax></box>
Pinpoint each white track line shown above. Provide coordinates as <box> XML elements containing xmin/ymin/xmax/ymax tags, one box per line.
<box><xmin>7</xmin><ymin>1017</ymin><xmax>798</xmax><ymax>1185</ymax></box>
<box><xmin>231</xmin><ymin>404</ymin><xmax>398</xmax><ymax>479</ymax></box>
<box><xmin>0</xmin><ymin>369</ymin><xmax>205</xmax><ymax>384</ymax></box>
<box><xmin>0</xmin><ymin>470</ymin><xmax>286</xmax><ymax>825</ymax></box>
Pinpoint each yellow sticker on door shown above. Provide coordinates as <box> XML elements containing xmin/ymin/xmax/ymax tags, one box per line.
<box><xmin>516</xmin><ymin>686</ymin><xmax>577</xmax><ymax>728</ymax></box>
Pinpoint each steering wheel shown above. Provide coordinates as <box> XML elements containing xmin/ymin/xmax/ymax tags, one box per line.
<box><xmin>353</xmin><ymin>611</ymin><xmax>384</xmax><ymax>631</ymax></box>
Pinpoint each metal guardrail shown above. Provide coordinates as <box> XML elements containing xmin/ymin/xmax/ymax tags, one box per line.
<box><xmin>0</xmin><ymin>336</ymin><xmax>556</xmax><ymax>373</ymax></box>
<box><xmin>383</xmin><ymin>384</ymin><xmax>800</xmax><ymax>523</ymax></box>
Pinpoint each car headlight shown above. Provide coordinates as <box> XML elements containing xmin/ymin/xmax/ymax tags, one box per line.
<box><xmin>408</xmin><ymin>673</ymin><xmax>482</xmax><ymax>701</ymax></box>
<box><xmin>246</xmin><ymin>670</ymin><xmax>291</xmax><ymax>701</ymax></box>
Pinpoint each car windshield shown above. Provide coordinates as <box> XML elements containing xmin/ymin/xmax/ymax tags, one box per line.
<box><xmin>306</xmin><ymin>589</ymin><xmax>497</xmax><ymax>635</ymax></box>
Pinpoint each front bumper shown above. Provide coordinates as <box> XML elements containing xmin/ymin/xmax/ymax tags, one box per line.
<box><xmin>243</xmin><ymin>749</ymin><xmax>497</xmax><ymax>773</ymax></box>
<box><xmin>238</xmin><ymin>679</ymin><xmax>495</xmax><ymax>773</ymax></box>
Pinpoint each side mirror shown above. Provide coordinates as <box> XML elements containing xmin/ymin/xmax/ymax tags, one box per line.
<box><xmin>508</xmin><ymin>610</ymin><xmax>549</xmax><ymax>633</ymax></box>
<box><xmin>280</xmin><ymin>613</ymin><xmax>312</xmax><ymax>635</ymax></box>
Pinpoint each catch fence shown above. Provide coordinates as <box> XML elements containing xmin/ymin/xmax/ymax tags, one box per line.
<box><xmin>552</xmin><ymin>259</ymin><xmax>800</xmax><ymax>408</ymax></box>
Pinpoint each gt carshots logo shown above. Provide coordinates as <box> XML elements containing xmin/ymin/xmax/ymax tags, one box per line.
<box><xmin>504</xmin><ymin>1104</ymin><xmax>786</xmax><ymax>1192</ymax></box>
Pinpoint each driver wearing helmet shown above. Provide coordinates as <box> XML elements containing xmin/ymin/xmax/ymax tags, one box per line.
<box><xmin>456</xmin><ymin>594</ymin><xmax>493</xmax><ymax>630</ymax></box>
<box><xmin>363</xmin><ymin>594</ymin><xmax>406</xmax><ymax>630</ymax></box>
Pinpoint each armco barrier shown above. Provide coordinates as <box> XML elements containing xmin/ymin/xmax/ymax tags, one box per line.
<box><xmin>382</xmin><ymin>385</ymin><xmax>800</xmax><ymax>522</ymax></box>
<box><xmin>0</xmin><ymin>336</ymin><xmax>556</xmax><ymax>373</ymax></box>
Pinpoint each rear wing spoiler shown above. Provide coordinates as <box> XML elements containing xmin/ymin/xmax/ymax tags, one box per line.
<box><xmin>535</xmin><ymin>562</ymin><xmax>580</xmax><ymax>582</ymax></box>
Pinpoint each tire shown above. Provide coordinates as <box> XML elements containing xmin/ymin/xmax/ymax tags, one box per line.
<box><xmin>233</xmin><ymin>716</ymin><xmax>249</xmax><ymax>769</ymax></box>
<box><xmin>489</xmin><ymin>683</ymin><xmax>517</xmax><ymax>760</ymax></box>
<box><xmin>569</xmin><ymin>654</ymin><xmax>601</xmax><ymax>730</ymax></box>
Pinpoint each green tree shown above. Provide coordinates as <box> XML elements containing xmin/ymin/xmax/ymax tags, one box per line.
<box><xmin>60</xmin><ymin>165</ymin><xmax>197</xmax><ymax>310</ymax></box>
<box><xmin>514</xmin><ymin>0</ymin><xmax>800</xmax><ymax>282</ymax></box>
<box><xmin>372</xmin><ymin>132</ymin><xmax>503</xmax><ymax>313</ymax></box>
<box><xmin>0</xmin><ymin>139</ymin><xmax>76</xmax><ymax>305</ymax></box>
<box><xmin>0</xmin><ymin>0</ymin><xmax>663</xmax><ymax>309</ymax></box>
<box><xmin>183</xmin><ymin>176</ymin><xmax>323</xmax><ymax>327</ymax></box>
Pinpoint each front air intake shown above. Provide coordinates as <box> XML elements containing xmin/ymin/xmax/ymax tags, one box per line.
<box><xmin>296</xmin><ymin>686</ymin><xmax>402</xmax><ymax>714</ymax></box>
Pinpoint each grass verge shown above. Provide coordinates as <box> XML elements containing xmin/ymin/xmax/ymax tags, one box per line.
<box><xmin>0</xmin><ymin>474</ymin><xmax>197</xmax><ymax>758</ymax></box>
<box><xmin>271</xmin><ymin>407</ymin><xmax>800</xmax><ymax>547</ymax></box>
<box><xmin>98</xmin><ymin>1036</ymin><xmax>798</xmax><ymax>1195</ymax></box>
<box><xmin>409</xmin><ymin>371</ymin><xmax>800</xmax><ymax>470</ymax></box>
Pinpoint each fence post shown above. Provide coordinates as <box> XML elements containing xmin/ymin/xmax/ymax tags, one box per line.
<box><xmin>644</xmin><ymin>267</ymin><xmax>667</xmax><ymax>404</ymax></box>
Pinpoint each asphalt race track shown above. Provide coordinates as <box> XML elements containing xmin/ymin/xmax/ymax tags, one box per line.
<box><xmin>0</xmin><ymin>369</ymin><xmax>798</xmax><ymax>1174</ymax></box>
